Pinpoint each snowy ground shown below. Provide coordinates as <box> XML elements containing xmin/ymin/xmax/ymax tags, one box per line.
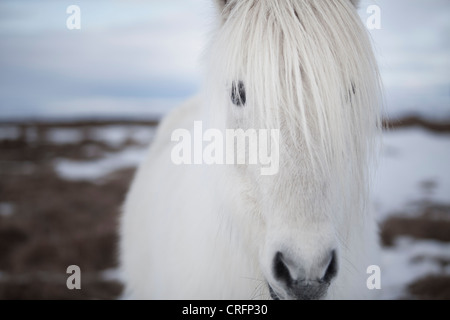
<box><xmin>374</xmin><ymin>128</ymin><xmax>450</xmax><ymax>219</ymax></box>
<box><xmin>0</xmin><ymin>122</ymin><xmax>449</xmax><ymax>299</ymax></box>
<box><xmin>375</xmin><ymin>128</ymin><xmax>450</xmax><ymax>299</ymax></box>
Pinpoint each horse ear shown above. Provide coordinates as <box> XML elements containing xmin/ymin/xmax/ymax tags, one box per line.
<box><xmin>350</xmin><ymin>0</ymin><xmax>360</xmax><ymax>8</ymax></box>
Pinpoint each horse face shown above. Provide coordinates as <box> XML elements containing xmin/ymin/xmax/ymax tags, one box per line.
<box><xmin>222</xmin><ymin>76</ymin><xmax>341</xmax><ymax>300</ymax></box>
<box><xmin>210</xmin><ymin>0</ymin><xmax>378</xmax><ymax>300</ymax></box>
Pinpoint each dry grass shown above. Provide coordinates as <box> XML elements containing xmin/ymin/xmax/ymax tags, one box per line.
<box><xmin>0</xmin><ymin>277</ymin><xmax>124</xmax><ymax>300</ymax></box>
<box><xmin>0</xmin><ymin>124</ymin><xmax>139</xmax><ymax>299</ymax></box>
<box><xmin>380</xmin><ymin>211</ymin><xmax>450</xmax><ymax>247</ymax></box>
<box><xmin>408</xmin><ymin>275</ymin><xmax>450</xmax><ymax>300</ymax></box>
<box><xmin>383</xmin><ymin>115</ymin><xmax>450</xmax><ymax>133</ymax></box>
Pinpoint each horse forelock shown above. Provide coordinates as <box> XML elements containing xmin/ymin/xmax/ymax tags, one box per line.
<box><xmin>206</xmin><ymin>0</ymin><xmax>382</xmax><ymax>213</ymax></box>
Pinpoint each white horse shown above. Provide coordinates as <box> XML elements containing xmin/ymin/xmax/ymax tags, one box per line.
<box><xmin>120</xmin><ymin>0</ymin><xmax>382</xmax><ymax>300</ymax></box>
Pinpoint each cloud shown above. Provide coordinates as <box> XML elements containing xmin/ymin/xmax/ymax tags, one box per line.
<box><xmin>0</xmin><ymin>0</ymin><xmax>211</xmax><ymax>119</ymax></box>
<box><xmin>362</xmin><ymin>0</ymin><xmax>450</xmax><ymax>117</ymax></box>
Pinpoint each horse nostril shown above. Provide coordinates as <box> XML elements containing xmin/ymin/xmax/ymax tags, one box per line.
<box><xmin>273</xmin><ymin>252</ymin><xmax>292</xmax><ymax>285</ymax></box>
<box><xmin>270</xmin><ymin>249</ymin><xmax>338</xmax><ymax>300</ymax></box>
<box><xmin>322</xmin><ymin>250</ymin><xmax>338</xmax><ymax>283</ymax></box>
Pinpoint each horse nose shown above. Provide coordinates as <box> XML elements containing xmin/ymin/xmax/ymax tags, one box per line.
<box><xmin>270</xmin><ymin>250</ymin><xmax>338</xmax><ymax>300</ymax></box>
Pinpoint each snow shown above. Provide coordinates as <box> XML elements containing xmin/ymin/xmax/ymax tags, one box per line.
<box><xmin>380</xmin><ymin>237</ymin><xmax>450</xmax><ymax>300</ymax></box>
<box><xmin>373</xmin><ymin>127</ymin><xmax>450</xmax><ymax>299</ymax></box>
<box><xmin>91</xmin><ymin>126</ymin><xmax>155</xmax><ymax>147</ymax></box>
<box><xmin>0</xmin><ymin>203</ymin><xmax>14</xmax><ymax>217</ymax></box>
<box><xmin>49</xmin><ymin>125</ymin><xmax>156</xmax><ymax>181</ymax></box>
<box><xmin>91</xmin><ymin>126</ymin><xmax>132</xmax><ymax>147</ymax></box>
<box><xmin>54</xmin><ymin>147</ymin><xmax>148</xmax><ymax>181</ymax></box>
<box><xmin>46</xmin><ymin>128</ymin><xmax>84</xmax><ymax>144</ymax></box>
<box><xmin>51</xmin><ymin>125</ymin><xmax>156</xmax><ymax>181</ymax></box>
<box><xmin>127</xmin><ymin>126</ymin><xmax>157</xmax><ymax>145</ymax></box>
<box><xmin>0</xmin><ymin>126</ymin><xmax>20</xmax><ymax>140</ymax></box>
<box><xmin>374</xmin><ymin>128</ymin><xmax>450</xmax><ymax>220</ymax></box>
<box><xmin>101</xmin><ymin>268</ymin><xmax>125</xmax><ymax>283</ymax></box>
<box><xmin>45</xmin><ymin>126</ymin><xmax>156</xmax><ymax>146</ymax></box>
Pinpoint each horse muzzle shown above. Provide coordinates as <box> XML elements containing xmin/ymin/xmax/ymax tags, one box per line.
<box><xmin>267</xmin><ymin>250</ymin><xmax>338</xmax><ymax>300</ymax></box>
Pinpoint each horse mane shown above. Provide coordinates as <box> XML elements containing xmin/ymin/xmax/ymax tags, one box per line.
<box><xmin>205</xmin><ymin>0</ymin><xmax>382</xmax><ymax>215</ymax></box>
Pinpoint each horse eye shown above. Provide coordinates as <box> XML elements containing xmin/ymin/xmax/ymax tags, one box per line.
<box><xmin>231</xmin><ymin>81</ymin><xmax>246</xmax><ymax>106</ymax></box>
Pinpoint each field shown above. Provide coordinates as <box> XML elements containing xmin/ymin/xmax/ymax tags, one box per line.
<box><xmin>0</xmin><ymin>118</ymin><xmax>449</xmax><ymax>299</ymax></box>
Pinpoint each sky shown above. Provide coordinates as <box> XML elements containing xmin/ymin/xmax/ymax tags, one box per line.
<box><xmin>0</xmin><ymin>0</ymin><xmax>449</xmax><ymax>120</ymax></box>
<box><xmin>366</xmin><ymin>0</ymin><xmax>450</xmax><ymax>119</ymax></box>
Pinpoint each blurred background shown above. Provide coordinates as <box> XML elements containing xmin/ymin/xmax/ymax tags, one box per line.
<box><xmin>0</xmin><ymin>0</ymin><xmax>449</xmax><ymax>299</ymax></box>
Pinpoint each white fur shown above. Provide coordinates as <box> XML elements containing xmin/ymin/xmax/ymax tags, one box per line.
<box><xmin>120</xmin><ymin>0</ymin><xmax>382</xmax><ymax>299</ymax></box>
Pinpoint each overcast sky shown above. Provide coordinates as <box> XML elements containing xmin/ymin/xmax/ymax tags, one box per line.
<box><xmin>0</xmin><ymin>0</ymin><xmax>449</xmax><ymax>120</ymax></box>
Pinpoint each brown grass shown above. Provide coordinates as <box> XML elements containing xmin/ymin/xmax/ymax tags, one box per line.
<box><xmin>408</xmin><ymin>275</ymin><xmax>450</xmax><ymax>300</ymax></box>
<box><xmin>0</xmin><ymin>124</ymin><xmax>141</xmax><ymax>299</ymax></box>
<box><xmin>0</xmin><ymin>277</ymin><xmax>123</xmax><ymax>300</ymax></box>
<box><xmin>383</xmin><ymin>116</ymin><xmax>450</xmax><ymax>133</ymax></box>
<box><xmin>380</xmin><ymin>215</ymin><xmax>450</xmax><ymax>247</ymax></box>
